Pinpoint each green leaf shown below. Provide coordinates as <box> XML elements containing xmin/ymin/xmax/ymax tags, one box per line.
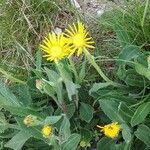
<box><xmin>43</xmin><ymin>116</ymin><xmax>62</xmax><ymax>125</ymax></box>
<box><xmin>113</xmin><ymin>23</ymin><xmax>131</xmax><ymax>47</ymax></box>
<box><xmin>131</xmin><ymin>102</ymin><xmax>150</xmax><ymax>127</ymax></box>
<box><xmin>66</xmin><ymin>103</ymin><xmax>75</xmax><ymax>119</ymax></box>
<box><xmin>121</xmin><ymin>124</ymin><xmax>132</xmax><ymax>143</ymax></box>
<box><xmin>16</xmin><ymin>118</ymin><xmax>47</xmax><ymax>142</ymax></box>
<box><xmin>64</xmin><ymin>79</ymin><xmax>80</xmax><ymax>101</ymax></box>
<box><xmin>79</xmin><ymin>58</ymin><xmax>86</xmax><ymax>83</ymax></box>
<box><xmin>13</xmin><ymin>84</ymin><xmax>32</xmax><ymax>106</ymax></box>
<box><xmin>49</xmin><ymin>135</ymin><xmax>60</xmax><ymax>150</ymax></box>
<box><xmin>35</xmin><ymin>49</ymin><xmax>42</xmax><ymax>70</ymax></box>
<box><xmin>0</xmin><ymin>67</ymin><xmax>25</xmax><ymax>84</ymax></box>
<box><xmin>0</xmin><ymin>81</ymin><xmax>21</xmax><ymax>107</ymax></box>
<box><xmin>118</xmin><ymin>45</ymin><xmax>141</xmax><ymax>66</ymax></box>
<box><xmin>99</xmin><ymin>99</ymin><xmax>124</xmax><ymax>122</ymax></box>
<box><xmin>0</xmin><ymin>105</ymin><xmax>45</xmax><ymax>119</ymax></box>
<box><xmin>116</xmin><ymin>141</ymin><xmax>132</xmax><ymax>150</ymax></box>
<box><xmin>118</xmin><ymin>102</ymin><xmax>134</xmax><ymax>122</ymax></box>
<box><xmin>135</xmin><ymin>125</ymin><xmax>150</xmax><ymax>146</ymax></box>
<box><xmin>144</xmin><ymin>147</ymin><xmax>150</xmax><ymax>150</ymax></box>
<box><xmin>79</xmin><ymin>102</ymin><xmax>94</xmax><ymax>123</ymax></box>
<box><xmin>5</xmin><ymin>131</ymin><xmax>32</xmax><ymax>150</ymax></box>
<box><xmin>135</xmin><ymin>62</ymin><xmax>150</xmax><ymax>80</ymax></box>
<box><xmin>80</xmin><ymin>128</ymin><xmax>92</xmax><ymax>142</ymax></box>
<box><xmin>97</xmin><ymin>137</ymin><xmax>116</xmax><ymax>150</ymax></box>
<box><xmin>125</xmin><ymin>69</ymin><xmax>146</xmax><ymax>87</ymax></box>
<box><xmin>89</xmin><ymin>82</ymin><xmax>111</xmax><ymax>94</ymax></box>
<box><xmin>0</xmin><ymin>112</ymin><xmax>7</xmax><ymax>133</ymax></box>
<box><xmin>0</xmin><ymin>112</ymin><xmax>6</xmax><ymax>124</ymax></box>
<box><xmin>44</xmin><ymin>67</ymin><xmax>63</xmax><ymax>101</ymax></box>
<box><xmin>55</xmin><ymin>61</ymin><xmax>80</xmax><ymax>101</ymax></box>
<box><xmin>62</xmin><ymin>133</ymin><xmax>81</xmax><ymax>150</ymax></box>
<box><xmin>42</xmin><ymin>80</ymin><xmax>56</xmax><ymax>99</ymax></box>
<box><xmin>59</xmin><ymin>116</ymin><xmax>71</xmax><ymax>140</ymax></box>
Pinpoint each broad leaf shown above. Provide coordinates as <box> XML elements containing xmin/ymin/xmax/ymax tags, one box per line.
<box><xmin>62</xmin><ymin>133</ymin><xmax>81</xmax><ymax>150</ymax></box>
<box><xmin>59</xmin><ymin>116</ymin><xmax>71</xmax><ymax>140</ymax></box>
<box><xmin>131</xmin><ymin>102</ymin><xmax>150</xmax><ymax>127</ymax></box>
<box><xmin>118</xmin><ymin>45</ymin><xmax>140</xmax><ymax>66</ymax></box>
<box><xmin>0</xmin><ymin>81</ymin><xmax>21</xmax><ymax>107</ymax></box>
<box><xmin>135</xmin><ymin>62</ymin><xmax>150</xmax><ymax>80</ymax></box>
<box><xmin>5</xmin><ymin>131</ymin><xmax>32</xmax><ymax>150</ymax></box>
<box><xmin>97</xmin><ymin>137</ymin><xmax>116</xmax><ymax>150</ymax></box>
<box><xmin>118</xmin><ymin>102</ymin><xmax>134</xmax><ymax>122</ymax></box>
<box><xmin>44</xmin><ymin>67</ymin><xmax>63</xmax><ymax>101</ymax></box>
<box><xmin>43</xmin><ymin>116</ymin><xmax>62</xmax><ymax>125</ymax></box>
<box><xmin>113</xmin><ymin>23</ymin><xmax>131</xmax><ymax>47</ymax></box>
<box><xmin>64</xmin><ymin>79</ymin><xmax>80</xmax><ymax>101</ymax></box>
<box><xmin>135</xmin><ymin>125</ymin><xmax>150</xmax><ymax>146</ymax></box>
<box><xmin>121</xmin><ymin>124</ymin><xmax>132</xmax><ymax>143</ymax></box>
<box><xmin>79</xmin><ymin>102</ymin><xmax>94</xmax><ymax>123</ymax></box>
<box><xmin>89</xmin><ymin>82</ymin><xmax>111</xmax><ymax>94</ymax></box>
<box><xmin>99</xmin><ymin>99</ymin><xmax>124</xmax><ymax>122</ymax></box>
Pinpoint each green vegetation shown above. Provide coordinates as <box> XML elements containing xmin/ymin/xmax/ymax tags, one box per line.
<box><xmin>0</xmin><ymin>0</ymin><xmax>150</xmax><ymax>149</ymax></box>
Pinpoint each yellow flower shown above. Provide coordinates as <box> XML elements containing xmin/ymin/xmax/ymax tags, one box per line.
<box><xmin>40</xmin><ymin>32</ymin><xmax>70</xmax><ymax>62</ymax></box>
<box><xmin>97</xmin><ymin>122</ymin><xmax>121</xmax><ymax>139</ymax></box>
<box><xmin>64</xmin><ymin>21</ymin><xmax>95</xmax><ymax>56</ymax></box>
<box><xmin>42</xmin><ymin>125</ymin><xmax>53</xmax><ymax>138</ymax></box>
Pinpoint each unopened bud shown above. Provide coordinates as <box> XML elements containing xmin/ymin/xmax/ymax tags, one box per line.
<box><xmin>23</xmin><ymin>115</ymin><xmax>38</xmax><ymax>127</ymax></box>
<box><xmin>80</xmin><ymin>140</ymin><xmax>91</xmax><ymax>148</ymax></box>
<box><xmin>36</xmin><ymin>79</ymin><xmax>43</xmax><ymax>90</ymax></box>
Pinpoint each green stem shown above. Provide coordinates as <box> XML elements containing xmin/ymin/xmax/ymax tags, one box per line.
<box><xmin>55</xmin><ymin>60</ymin><xmax>79</xmax><ymax>109</ymax></box>
<box><xmin>83</xmin><ymin>48</ymin><xmax>112</xmax><ymax>83</ymax></box>
<box><xmin>141</xmin><ymin>0</ymin><xmax>149</xmax><ymax>27</ymax></box>
<box><xmin>69</xmin><ymin>57</ymin><xmax>79</xmax><ymax>83</ymax></box>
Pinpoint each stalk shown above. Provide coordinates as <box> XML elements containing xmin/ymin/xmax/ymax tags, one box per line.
<box><xmin>83</xmin><ymin>48</ymin><xmax>112</xmax><ymax>83</ymax></box>
<box><xmin>68</xmin><ymin>57</ymin><xmax>79</xmax><ymax>83</ymax></box>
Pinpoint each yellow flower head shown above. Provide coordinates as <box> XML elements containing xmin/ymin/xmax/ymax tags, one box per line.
<box><xmin>40</xmin><ymin>32</ymin><xmax>70</xmax><ymax>62</ymax></box>
<box><xmin>97</xmin><ymin>122</ymin><xmax>121</xmax><ymax>139</ymax></box>
<box><xmin>64</xmin><ymin>21</ymin><xmax>95</xmax><ymax>56</ymax></box>
<box><xmin>42</xmin><ymin>125</ymin><xmax>53</xmax><ymax>138</ymax></box>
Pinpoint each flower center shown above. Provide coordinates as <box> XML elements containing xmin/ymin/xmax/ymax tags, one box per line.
<box><xmin>51</xmin><ymin>46</ymin><xmax>62</xmax><ymax>58</ymax></box>
<box><xmin>73</xmin><ymin>34</ymin><xmax>84</xmax><ymax>47</ymax></box>
<box><xmin>42</xmin><ymin>125</ymin><xmax>52</xmax><ymax>138</ymax></box>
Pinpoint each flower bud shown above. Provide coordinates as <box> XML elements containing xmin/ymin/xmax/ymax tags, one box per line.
<box><xmin>36</xmin><ymin>79</ymin><xmax>43</xmax><ymax>90</ymax></box>
<box><xmin>80</xmin><ymin>140</ymin><xmax>91</xmax><ymax>148</ymax></box>
<box><xmin>23</xmin><ymin>115</ymin><xmax>39</xmax><ymax>127</ymax></box>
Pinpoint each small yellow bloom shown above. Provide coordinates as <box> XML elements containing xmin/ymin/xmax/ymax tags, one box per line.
<box><xmin>40</xmin><ymin>32</ymin><xmax>70</xmax><ymax>62</ymax></box>
<box><xmin>64</xmin><ymin>21</ymin><xmax>95</xmax><ymax>56</ymax></box>
<box><xmin>23</xmin><ymin>115</ymin><xmax>35</xmax><ymax>126</ymax></box>
<box><xmin>97</xmin><ymin>122</ymin><xmax>121</xmax><ymax>139</ymax></box>
<box><xmin>42</xmin><ymin>125</ymin><xmax>53</xmax><ymax>138</ymax></box>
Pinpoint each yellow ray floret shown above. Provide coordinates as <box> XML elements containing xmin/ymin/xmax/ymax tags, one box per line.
<box><xmin>40</xmin><ymin>32</ymin><xmax>70</xmax><ymax>62</ymax></box>
<box><xmin>64</xmin><ymin>21</ymin><xmax>95</xmax><ymax>56</ymax></box>
<box><xmin>97</xmin><ymin>122</ymin><xmax>121</xmax><ymax>139</ymax></box>
<box><xmin>42</xmin><ymin>125</ymin><xmax>53</xmax><ymax>138</ymax></box>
